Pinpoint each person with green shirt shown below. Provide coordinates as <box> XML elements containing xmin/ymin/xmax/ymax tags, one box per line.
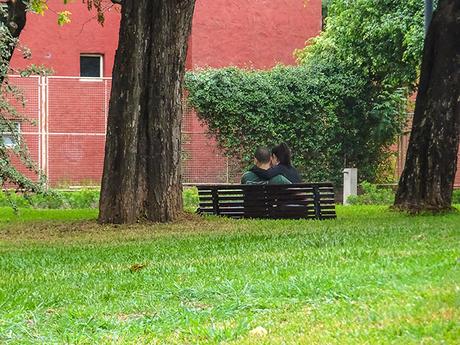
<box><xmin>241</xmin><ymin>147</ymin><xmax>291</xmax><ymax>185</ymax></box>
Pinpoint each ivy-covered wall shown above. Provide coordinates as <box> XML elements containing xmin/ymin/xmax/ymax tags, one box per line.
<box><xmin>185</xmin><ymin>0</ymin><xmax>425</xmax><ymax>184</ymax></box>
<box><xmin>185</xmin><ymin>64</ymin><xmax>407</xmax><ymax>184</ymax></box>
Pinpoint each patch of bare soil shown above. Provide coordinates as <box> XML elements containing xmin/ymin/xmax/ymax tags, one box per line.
<box><xmin>0</xmin><ymin>212</ymin><xmax>243</xmax><ymax>245</ymax></box>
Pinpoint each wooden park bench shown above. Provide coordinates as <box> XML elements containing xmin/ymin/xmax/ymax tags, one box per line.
<box><xmin>197</xmin><ymin>183</ymin><xmax>336</xmax><ymax>220</ymax></box>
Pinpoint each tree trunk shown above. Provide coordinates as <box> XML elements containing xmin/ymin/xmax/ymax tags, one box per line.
<box><xmin>98</xmin><ymin>0</ymin><xmax>195</xmax><ymax>223</ymax></box>
<box><xmin>394</xmin><ymin>0</ymin><xmax>460</xmax><ymax>212</ymax></box>
<box><xmin>0</xmin><ymin>0</ymin><xmax>28</xmax><ymax>83</ymax></box>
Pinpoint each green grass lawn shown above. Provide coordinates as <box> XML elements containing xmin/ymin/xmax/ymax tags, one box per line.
<box><xmin>0</xmin><ymin>206</ymin><xmax>459</xmax><ymax>344</ymax></box>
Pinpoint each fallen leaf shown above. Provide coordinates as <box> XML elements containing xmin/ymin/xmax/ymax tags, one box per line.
<box><xmin>130</xmin><ymin>263</ymin><xmax>147</xmax><ymax>272</ymax></box>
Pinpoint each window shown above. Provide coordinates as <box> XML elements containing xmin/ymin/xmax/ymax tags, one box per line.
<box><xmin>80</xmin><ymin>54</ymin><xmax>103</xmax><ymax>78</ymax></box>
<box><xmin>0</xmin><ymin>122</ymin><xmax>20</xmax><ymax>148</ymax></box>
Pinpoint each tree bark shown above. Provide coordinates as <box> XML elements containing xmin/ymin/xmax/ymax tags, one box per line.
<box><xmin>3</xmin><ymin>1</ymin><xmax>27</xmax><ymax>37</ymax></box>
<box><xmin>98</xmin><ymin>0</ymin><xmax>195</xmax><ymax>223</ymax></box>
<box><xmin>0</xmin><ymin>0</ymin><xmax>28</xmax><ymax>84</ymax></box>
<box><xmin>394</xmin><ymin>0</ymin><xmax>460</xmax><ymax>212</ymax></box>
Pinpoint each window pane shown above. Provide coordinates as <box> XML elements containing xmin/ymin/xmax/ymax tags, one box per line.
<box><xmin>1</xmin><ymin>134</ymin><xmax>16</xmax><ymax>148</ymax></box>
<box><xmin>80</xmin><ymin>56</ymin><xmax>101</xmax><ymax>77</ymax></box>
<box><xmin>0</xmin><ymin>122</ymin><xmax>20</xmax><ymax>148</ymax></box>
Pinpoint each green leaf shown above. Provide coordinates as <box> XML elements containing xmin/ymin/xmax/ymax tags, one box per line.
<box><xmin>57</xmin><ymin>11</ymin><xmax>72</xmax><ymax>26</ymax></box>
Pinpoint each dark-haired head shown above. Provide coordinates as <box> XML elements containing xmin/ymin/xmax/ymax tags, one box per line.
<box><xmin>272</xmin><ymin>142</ymin><xmax>292</xmax><ymax>167</ymax></box>
<box><xmin>254</xmin><ymin>147</ymin><xmax>271</xmax><ymax>164</ymax></box>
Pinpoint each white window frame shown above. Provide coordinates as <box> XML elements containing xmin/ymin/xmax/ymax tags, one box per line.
<box><xmin>79</xmin><ymin>54</ymin><xmax>104</xmax><ymax>81</ymax></box>
<box><xmin>1</xmin><ymin>122</ymin><xmax>20</xmax><ymax>148</ymax></box>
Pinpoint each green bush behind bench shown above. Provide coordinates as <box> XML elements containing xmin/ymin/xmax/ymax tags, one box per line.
<box><xmin>347</xmin><ymin>182</ymin><xmax>460</xmax><ymax>205</ymax></box>
<box><xmin>0</xmin><ymin>187</ymin><xmax>201</xmax><ymax>211</ymax></box>
<box><xmin>347</xmin><ymin>182</ymin><xmax>395</xmax><ymax>205</ymax></box>
<box><xmin>1</xmin><ymin>186</ymin><xmax>458</xmax><ymax>209</ymax></box>
<box><xmin>0</xmin><ymin>189</ymin><xmax>100</xmax><ymax>209</ymax></box>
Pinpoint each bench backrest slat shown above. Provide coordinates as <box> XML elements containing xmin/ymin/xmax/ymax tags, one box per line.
<box><xmin>197</xmin><ymin>183</ymin><xmax>336</xmax><ymax>220</ymax></box>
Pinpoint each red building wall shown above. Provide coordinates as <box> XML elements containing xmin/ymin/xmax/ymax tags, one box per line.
<box><xmin>7</xmin><ymin>1</ymin><xmax>460</xmax><ymax>188</ymax></box>
<box><xmin>191</xmin><ymin>0</ymin><xmax>321</xmax><ymax>68</ymax></box>
<box><xmin>11</xmin><ymin>0</ymin><xmax>321</xmax><ymax>74</ymax></box>
<box><xmin>9</xmin><ymin>0</ymin><xmax>323</xmax><ymax>186</ymax></box>
<box><xmin>45</xmin><ymin>78</ymin><xmax>109</xmax><ymax>185</ymax></box>
<box><xmin>11</xmin><ymin>2</ymin><xmax>120</xmax><ymax>76</ymax></box>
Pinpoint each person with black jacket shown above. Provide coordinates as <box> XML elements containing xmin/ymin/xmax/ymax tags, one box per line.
<box><xmin>250</xmin><ymin>142</ymin><xmax>302</xmax><ymax>183</ymax></box>
<box><xmin>241</xmin><ymin>147</ymin><xmax>291</xmax><ymax>185</ymax></box>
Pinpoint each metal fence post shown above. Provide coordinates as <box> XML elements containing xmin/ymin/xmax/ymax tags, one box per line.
<box><xmin>38</xmin><ymin>76</ymin><xmax>49</xmax><ymax>190</ymax></box>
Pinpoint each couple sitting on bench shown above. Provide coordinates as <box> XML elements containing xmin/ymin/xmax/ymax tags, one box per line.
<box><xmin>197</xmin><ymin>142</ymin><xmax>336</xmax><ymax>219</ymax></box>
<box><xmin>241</xmin><ymin>143</ymin><xmax>302</xmax><ymax>185</ymax></box>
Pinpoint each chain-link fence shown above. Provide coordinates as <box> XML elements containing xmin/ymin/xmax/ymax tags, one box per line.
<box><xmin>4</xmin><ymin>76</ymin><xmax>41</xmax><ymax>183</ymax></box>
<box><xmin>6</xmin><ymin>76</ymin><xmax>460</xmax><ymax>188</ymax></box>
<box><xmin>6</xmin><ymin>75</ymin><xmax>241</xmax><ymax>187</ymax></box>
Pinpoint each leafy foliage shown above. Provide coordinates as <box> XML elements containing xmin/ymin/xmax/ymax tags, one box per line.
<box><xmin>29</xmin><ymin>0</ymin><xmax>109</xmax><ymax>25</ymax></box>
<box><xmin>29</xmin><ymin>0</ymin><xmax>48</xmax><ymax>16</ymax></box>
<box><xmin>186</xmin><ymin>64</ymin><xmax>407</xmax><ymax>183</ymax></box>
<box><xmin>186</xmin><ymin>0</ymin><xmax>425</xmax><ymax>184</ymax></box>
<box><xmin>0</xmin><ymin>188</ymin><xmax>201</xmax><ymax>210</ymax></box>
<box><xmin>0</xmin><ymin>189</ymin><xmax>100</xmax><ymax>209</ymax></box>
<box><xmin>183</xmin><ymin>186</ymin><xmax>199</xmax><ymax>213</ymax></box>
<box><xmin>57</xmin><ymin>10</ymin><xmax>72</xmax><ymax>26</ymax></box>
<box><xmin>347</xmin><ymin>181</ymin><xmax>395</xmax><ymax>205</ymax></box>
<box><xmin>452</xmin><ymin>189</ymin><xmax>460</xmax><ymax>204</ymax></box>
<box><xmin>298</xmin><ymin>0</ymin><xmax>425</xmax><ymax>91</ymax></box>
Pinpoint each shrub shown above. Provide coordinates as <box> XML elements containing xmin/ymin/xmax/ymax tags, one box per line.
<box><xmin>1</xmin><ymin>186</ymin><xmax>456</xmax><ymax>210</ymax></box>
<box><xmin>0</xmin><ymin>189</ymin><xmax>100</xmax><ymax>209</ymax></box>
<box><xmin>28</xmin><ymin>191</ymin><xmax>66</xmax><ymax>209</ymax></box>
<box><xmin>183</xmin><ymin>187</ymin><xmax>199</xmax><ymax>213</ymax></box>
<box><xmin>0</xmin><ymin>190</ymin><xmax>31</xmax><ymax>208</ymax></box>
<box><xmin>0</xmin><ymin>188</ymin><xmax>201</xmax><ymax>211</ymax></box>
<box><xmin>62</xmin><ymin>189</ymin><xmax>100</xmax><ymax>209</ymax></box>
<box><xmin>185</xmin><ymin>0</ymin><xmax>425</xmax><ymax>184</ymax></box>
<box><xmin>348</xmin><ymin>187</ymin><xmax>460</xmax><ymax>206</ymax></box>
<box><xmin>452</xmin><ymin>189</ymin><xmax>460</xmax><ymax>204</ymax></box>
<box><xmin>347</xmin><ymin>182</ymin><xmax>395</xmax><ymax>205</ymax></box>
<box><xmin>186</xmin><ymin>65</ymin><xmax>407</xmax><ymax>184</ymax></box>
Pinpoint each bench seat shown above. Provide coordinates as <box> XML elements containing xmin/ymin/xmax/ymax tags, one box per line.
<box><xmin>197</xmin><ymin>183</ymin><xmax>336</xmax><ymax>220</ymax></box>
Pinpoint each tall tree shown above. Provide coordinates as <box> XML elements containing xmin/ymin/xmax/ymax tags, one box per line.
<box><xmin>394</xmin><ymin>0</ymin><xmax>460</xmax><ymax>212</ymax></box>
<box><xmin>98</xmin><ymin>0</ymin><xmax>196</xmax><ymax>224</ymax></box>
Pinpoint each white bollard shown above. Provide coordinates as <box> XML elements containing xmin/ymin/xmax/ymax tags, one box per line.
<box><xmin>343</xmin><ymin>168</ymin><xmax>358</xmax><ymax>205</ymax></box>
